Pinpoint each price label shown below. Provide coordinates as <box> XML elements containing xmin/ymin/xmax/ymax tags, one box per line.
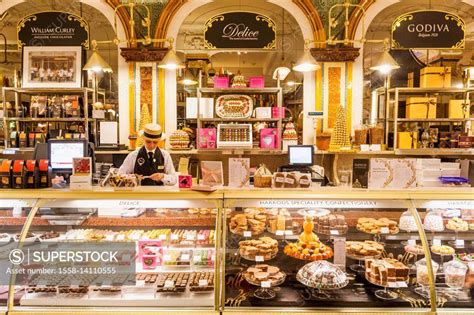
<box><xmin>396</xmin><ymin>281</ymin><xmax>408</xmax><ymax>288</ymax></box>
<box><xmin>181</xmin><ymin>254</ymin><xmax>190</xmax><ymax>262</ymax></box>
<box><xmin>159</xmin><ymin>234</ymin><xmax>167</xmax><ymax>241</ymax></box>
<box><xmin>387</xmin><ymin>282</ymin><xmax>398</xmax><ymax>288</ymax></box>
<box><xmin>136</xmin><ymin>280</ymin><xmax>146</xmax><ymax>287</ymax></box>
<box><xmin>432</xmin><ymin>239</ymin><xmax>441</xmax><ymax>246</ymax></box>
<box><xmin>164</xmin><ymin>280</ymin><xmax>174</xmax><ymax>288</ymax></box>
<box><xmin>243</xmin><ymin>231</ymin><xmax>252</xmax><ymax>237</ymax></box>
<box><xmin>194</xmin><ymin>255</ymin><xmax>202</xmax><ymax>263</ymax></box>
<box><xmin>116</xmin><ymin>235</ymin><xmax>125</xmax><ymax>241</ymax></box>
<box><xmin>186</xmin><ymin>234</ymin><xmax>195</xmax><ymax>241</ymax></box>
<box><xmin>380</xmin><ymin>227</ymin><xmax>390</xmax><ymax>234</ymax></box>
<box><xmin>330</xmin><ymin>230</ymin><xmax>339</xmax><ymax>236</ymax></box>
<box><xmin>198</xmin><ymin>279</ymin><xmax>208</xmax><ymax>287</ymax></box>
<box><xmin>255</xmin><ymin>256</ymin><xmax>264</xmax><ymax>262</ymax></box>
<box><xmin>275</xmin><ymin>230</ymin><xmax>284</xmax><ymax>236</ymax></box>
<box><xmin>197</xmin><ymin>235</ymin><xmax>205</xmax><ymax>241</ymax></box>
<box><xmin>171</xmin><ymin>234</ymin><xmax>179</xmax><ymax>241</ymax></box>
<box><xmin>105</xmin><ymin>234</ymin><xmax>115</xmax><ymax>241</ymax></box>
<box><xmin>360</xmin><ymin>144</ymin><xmax>370</xmax><ymax>152</ymax></box>
<box><xmin>456</xmin><ymin>239</ymin><xmax>465</xmax><ymax>247</ymax></box>
<box><xmin>284</xmin><ymin>230</ymin><xmax>293</xmax><ymax>236</ymax></box>
<box><xmin>260</xmin><ymin>281</ymin><xmax>271</xmax><ymax>288</ymax></box>
<box><xmin>164</xmin><ymin>254</ymin><xmax>171</xmax><ymax>262</ymax></box>
<box><xmin>408</xmin><ymin>239</ymin><xmax>417</xmax><ymax>246</ymax></box>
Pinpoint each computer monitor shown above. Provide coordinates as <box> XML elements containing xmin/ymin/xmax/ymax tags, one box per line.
<box><xmin>288</xmin><ymin>145</ymin><xmax>314</xmax><ymax>166</ymax></box>
<box><xmin>48</xmin><ymin>139</ymin><xmax>88</xmax><ymax>171</ymax></box>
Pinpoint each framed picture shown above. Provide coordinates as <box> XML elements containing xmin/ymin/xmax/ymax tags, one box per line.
<box><xmin>22</xmin><ymin>46</ymin><xmax>82</xmax><ymax>88</ymax></box>
<box><xmin>72</xmin><ymin>157</ymin><xmax>92</xmax><ymax>176</ymax></box>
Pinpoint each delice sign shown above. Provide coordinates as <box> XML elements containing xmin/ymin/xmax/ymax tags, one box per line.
<box><xmin>18</xmin><ymin>11</ymin><xmax>89</xmax><ymax>48</ymax></box>
<box><xmin>391</xmin><ymin>10</ymin><xmax>465</xmax><ymax>49</ymax></box>
<box><xmin>204</xmin><ymin>12</ymin><xmax>276</xmax><ymax>49</ymax></box>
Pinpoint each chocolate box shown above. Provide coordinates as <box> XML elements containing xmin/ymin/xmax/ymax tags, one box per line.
<box><xmin>448</xmin><ymin>100</ymin><xmax>470</xmax><ymax>119</ymax></box>
<box><xmin>458</xmin><ymin>136</ymin><xmax>474</xmax><ymax>148</ymax></box>
<box><xmin>397</xmin><ymin>132</ymin><xmax>418</xmax><ymax>149</ymax></box>
<box><xmin>12</xmin><ymin>160</ymin><xmax>27</xmax><ymax>189</ymax></box>
<box><xmin>25</xmin><ymin>160</ymin><xmax>38</xmax><ymax>189</ymax></box>
<box><xmin>18</xmin><ymin>132</ymin><xmax>27</xmax><ymax>149</ymax></box>
<box><xmin>197</xmin><ymin>128</ymin><xmax>217</xmax><ymax>149</ymax></box>
<box><xmin>38</xmin><ymin>159</ymin><xmax>50</xmax><ymax>188</ymax></box>
<box><xmin>406</xmin><ymin>97</ymin><xmax>437</xmax><ymax>119</ymax></box>
<box><xmin>64</xmin><ymin>95</ymin><xmax>80</xmax><ymax>117</ymax></box>
<box><xmin>420</xmin><ymin>66</ymin><xmax>451</xmax><ymax>88</ymax></box>
<box><xmin>0</xmin><ymin>160</ymin><xmax>12</xmax><ymax>188</ymax></box>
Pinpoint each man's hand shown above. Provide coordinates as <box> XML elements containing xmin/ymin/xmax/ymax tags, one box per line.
<box><xmin>149</xmin><ymin>173</ymin><xmax>164</xmax><ymax>182</ymax></box>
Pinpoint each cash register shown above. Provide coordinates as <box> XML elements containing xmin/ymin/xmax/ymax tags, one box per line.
<box><xmin>278</xmin><ymin>145</ymin><xmax>327</xmax><ymax>186</ymax></box>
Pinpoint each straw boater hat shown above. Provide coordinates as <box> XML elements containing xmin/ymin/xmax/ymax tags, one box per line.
<box><xmin>139</xmin><ymin>123</ymin><xmax>166</xmax><ymax>142</ymax></box>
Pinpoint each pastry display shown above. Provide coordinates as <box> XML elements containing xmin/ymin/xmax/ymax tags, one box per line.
<box><xmin>101</xmin><ymin>169</ymin><xmax>140</xmax><ymax>188</ymax></box>
<box><xmin>216</xmin><ymin>95</ymin><xmax>253</xmax><ymax>118</ymax></box>
<box><xmin>193</xmin><ymin>249</ymin><xmax>215</xmax><ymax>267</ymax></box>
<box><xmin>365</xmin><ymin>258</ymin><xmax>409</xmax><ymax>286</ymax></box>
<box><xmin>296</xmin><ymin>261</ymin><xmax>348</xmax><ymax>290</ymax></box>
<box><xmin>189</xmin><ymin>272</ymin><xmax>214</xmax><ymax>292</ymax></box>
<box><xmin>156</xmin><ymin>273</ymin><xmax>189</xmax><ymax>293</ymax></box>
<box><xmin>39</xmin><ymin>231</ymin><xmax>61</xmax><ymax>241</ymax></box>
<box><xmin>136</xmin><ymin>273</ymin><xmax>158</xmax><ymax>284</ymax></box>
<box><xmin>229</xmin><ymin>208</ymin><xmax>267</xmax><ymax>236</ymax></box>
<box><xmin>239</xmin><ymin>237</ymin><xmax>278</xmax><ymax>260</ymax></box>
<box><xmin>404</xmin><ymin>244</ymin><xmax>425</xmax><ymax>255</ymax></box>
<box><xmin>26</xmin><ymin>286</ymin><xmax>57</xmax><ymax>294</ymax></box>
<box><xmin>399</xmin><ymin>211</ymin><xmax>418</xmax><ymax>232</ymax></box>
<box><xmin>163</xmin><ymin>249</ymin><xmax>192</xmax><ymax>266</ymax></box>
<box><xmin>169</xmin><ymin>130</ymin><xmax>191</xmax><ymax>149</ymax></box>
<box><xmin>423</xmin><ymin>210</ymin><xmax>444</xmax><ymax>232</ymax></box>
<box><xmin>431</xmin><ymin>244</ymin><xmax>455</xmax><ymax>255</ymax></box>
<box><xmin>92</xmin><ymin>286</ymin><xmax>122</xmax><ymax>294</ymax></box>
<box><xmin>143</xmin><ymin>229</ymin><xmax>171</xmax><ymax>240</ymax></box>
<box><xmin>284</xmin><ymin>216</ymin><xmax>333</xmax><ymax>261</ymax></box>
<box><xmin>58</xmin><ymin>286</ymin><xmax>89</xmax><ymax>294</ymax></box>
<box><xmin>345</xmin><ymin>241</ymin><xmax>384</xmax><ymax>258</ymax></box>
<box><xmin>356</xmin><ymin>217</ymin><xmax>399</xmax><ymax>234</ymax></box>
<box><xmin>315</xmin><ymin>214</ymin><xmax>348</xmax><ymax>235</ymax></box>
<box><xmin>455</xmin><ymin>253</ymin><xmax>474</xmax><ymax>264</ymax></box>
<box><xmin>267</xmin><ymin>208</ymin><xmax>291</xmax><ymax>233</ymax></box>
<box><xmin>243</xmin><ymin>264</ymin><xmax>286</xmax><ymax>286</ymax></box>
<box><xmin>446</xmin><ymin>217</ymin><xmax>469</xmax><ymax>232</ymax></box>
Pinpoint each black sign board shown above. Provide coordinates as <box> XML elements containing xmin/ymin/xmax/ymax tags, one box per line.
<box><xmin>18</xmin><ymin>11</ymin><xmax>89</xmax><ymax>49</ymax></box>
<box><xmin>391</xmin><ymin>10</ymin><xmax>465</xmax><ymax>50</ymax></box>
<box><xmin>204</xmin><ymin>12</ymin><xmax>276</xmax><ymax>49</ymax></box>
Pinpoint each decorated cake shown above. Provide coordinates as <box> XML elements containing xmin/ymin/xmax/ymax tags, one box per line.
<box><xmin>243</xmin><ymin>264</ymin><xmax>286</xmax><ymax>286</ymax></box>
<box><xmin>284</xmin><ymin>216</ymin><xmax>333</xmax><ymax>261</ymax></box>
<box><xmin>315</xmin><ymin>214</ymin><xmax>348</xmax><ymax>235</ymax></box>
<box><xmin>169</xmin><ymin>130</ymin><xmax>191</xmax><ymax>149</ymax></box>
<box><xmin>282</xmin><ymin>122</ymin><xmax>298</xmax><ymax>140</ymax></box>
<box><xmin>365</xmin><ymin>258</ymin><xmax>409</xmax><ymax>286</ymax></box>
<box><xmin>297</xmin><ymin>261</ymin><xmax>348</xmax><ymax>290</ymax></box>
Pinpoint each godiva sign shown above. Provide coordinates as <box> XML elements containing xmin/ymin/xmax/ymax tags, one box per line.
<box><xmin>204</xmin><ymin>12</ymin><xmax>276</xmax><ymax>49</ymax></box>
<box><xmin>391</xmin><ymin>10</ymin><xmax>465</xmax><ymax>49</ymax></box>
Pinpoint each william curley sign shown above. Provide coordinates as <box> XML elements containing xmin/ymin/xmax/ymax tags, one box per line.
<box><xmin>391</xmin><ymin>10</ymin><xmax>465</xmax><ymax>49</ymax></box>
<box><xmin>18</xmin><ymin>11</ymin><xmax>89</xmax><ymax>48</ymax></box>
<box><xmin>204</xmin><ymin>12</ymin><xmax>276</xmax><ymax>49</ymax></box>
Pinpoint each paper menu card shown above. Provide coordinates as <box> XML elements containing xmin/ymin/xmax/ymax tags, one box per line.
<box><xmin>228</xmin><ymin>158</ymin><xmax>250</xmax><ymax>187</ymax></box>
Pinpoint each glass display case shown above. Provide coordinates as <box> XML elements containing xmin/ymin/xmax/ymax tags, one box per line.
<box><xmin>414</xmin><ymin>197</ymin><xmax>474</xmax><ymax>312</ymax></box>
<box><xmin>222</xmin><ymin>190</ymin><xmax>433</xmax><ymax>313</ymax></box>
<box><xmin>0</xmin><ymin>189</ymin><xmax>222</xmax><ymax>314</ymax></box>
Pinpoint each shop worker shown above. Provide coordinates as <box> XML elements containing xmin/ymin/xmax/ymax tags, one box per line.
<box><xmin>119</xmin><ymin>123</ymin><xmax>177</xmax><ymax>186</ymax></box>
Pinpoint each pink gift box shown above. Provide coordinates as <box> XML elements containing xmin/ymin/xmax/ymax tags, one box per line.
<box><xmin>138</xmin><ymin>240</ymin><xmax>163</xmax><ymax>269</ymax></box>
<box><xmin>249</xmin><ymin>76</ymin><xmax>265</xmax><ymax>88</ymax></box>
<box><xmin>179</xmin><ymin>175</ymin><xmax>192</xmax><ymax>188</ymax></box>
<box><xmin>272</xmin><ymin>107</ymin><xmax>285</xmax><ymax>118</ymax></box>
<box><xmin>260</xmin><ymin>128</ymin><xmax>279</xmax><ymax>149</ymax></box>
<box><xmin>213</xmin><ymin>76</ymin><xmax>229</xmax><ymax>88</ymax></box>
<box><xmin>198</xmin><ymin>128</ymin><xmax>217</xmax><ymax>149</ymax></box>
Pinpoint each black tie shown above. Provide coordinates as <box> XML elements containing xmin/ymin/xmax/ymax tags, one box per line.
<box><xmin>148</xmin><ymin>152</ymin><xmax>154</xmax><ymax>163</ymax></box>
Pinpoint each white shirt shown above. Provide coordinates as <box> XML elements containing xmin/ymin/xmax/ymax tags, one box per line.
<box><xmin>118</xmin><ymin>147</ymin><xmax>177</xmax><ymax>186</ymax></box>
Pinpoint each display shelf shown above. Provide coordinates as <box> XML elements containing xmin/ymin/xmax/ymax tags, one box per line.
<box><xmin>5</xmin><ymin>118</ymin><xmax>87</xmax><ymax>122</ymax></box>
<box><xmin>396</xmin><ymin>118</ymin><xmax>474</xmax><ymax>122</ymax></box>
<box><xmin>395</xmin><ymin>148</ymin><xmax>474</xmax><ymax>156</ymax></box>
<box><xmin>2</xmin><ymin>87</ymin><xmax>98</xmax><ymax>94</ymax></box>
<box><xmin>198</xmin><ymin>87</ymin><xmax>281</xmax><ymax>94</ymax></box>
<box><xmin>200</xmin><ymin>118</ymin><xmax>279</xmax><ymax>123</ymax></box>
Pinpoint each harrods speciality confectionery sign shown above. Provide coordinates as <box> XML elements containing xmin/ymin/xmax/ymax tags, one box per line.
<box><xmin>17</xmin><ymin>11</ymin><xmax>89</xmax><ymax>48</ymax></box>
<box><xmin>391</xmin><ymin>10</ymin><xmax>465</xmax><ymax>49</ymax></box>
<box><xmin>204</xmin><ymin>12</ymin><xmax>276</xmax><ymax>49</ymax></box>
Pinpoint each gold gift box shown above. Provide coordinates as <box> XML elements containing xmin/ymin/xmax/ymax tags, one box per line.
<box><xmin>406</xmin><ymin>97</ymin><xmax>437</xmax><ymax>119</ymax></box>
<box><xmin>398</xmin><ymin>132</ymin><xmax>418</xmax><ymax>149</ymax></box>
<box><xmin>448</xmin><ymin>100</ymin><xmax>469</xmax><ymax>119</ymax></box>
<box><xmin>420</xmin><ymin>66</ymin><xmax>451</xmax><ymax>88</ymax></box>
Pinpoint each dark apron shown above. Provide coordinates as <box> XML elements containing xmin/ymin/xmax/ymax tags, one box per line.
<box><xmin>133</xmin><ymin>146</ymin><xmax>165</xmax><ymax>186</ymax></box>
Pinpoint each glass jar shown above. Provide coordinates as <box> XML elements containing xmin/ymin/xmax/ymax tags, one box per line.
<box><xmin>416</xmin><ymin>258</ymin><xmax>439</xmax><ymax>287</ymax></box>
<box><xmin>444</xmin><ymin>260</ymin><xmax>468</xmax><ymax>289</ymax></box>
<box><xmin>423</xmin><ymin>209</ymin><xmax>445</xmax><ymax>232</ymax></box>
<box><xmin>399</xmin><ymin>210</ymin><xmax>418</xmax><ymax>232</ymax></box>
